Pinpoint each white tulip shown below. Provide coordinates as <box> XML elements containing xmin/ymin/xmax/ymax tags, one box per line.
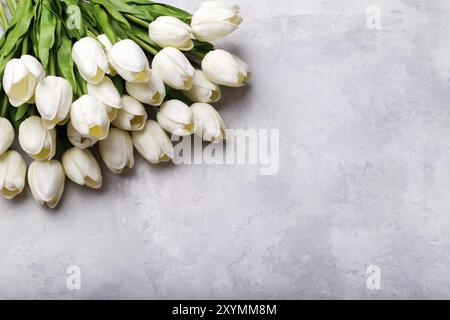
<box><xmin>191</xmin><ymin>1</ymin><xmax>242</xmax><ymax>42</ymax></box>
<box><xmin>202</xmin><ymin>49</ymin><xmax>250</xmax><ymax>87</ymax></box>
<box><xmin>62</xmin><ymin>147</ymin><xmax>102</xmax><ymax>189</ymax></box>
<box><xmin>99</xmin><ymin>128</ymin><xmax>134</xmax><ymax>174</ymax></box>
<box><xmin>87</xmin><ymin>77</ymin><xmax>122</xmax><ymax>121</ymax></box>
<box><xmin>97</xmin><ymin>34</ymin><xmax>117</xmax><ymax>76</ymax></box>
<box><xmin>149</xmin><ymin>16</ymin><xmax>193</xmax><ymax>51</ymax></box>
<box><xmin>0</xmin><ymin>151</ymin><xmax>26</xmax><ymax>200</ymax></box>
<box><xmin>35</xmin><ymin>76</ymin><xmax>73</xmax><ymax>129</ymax></box>
<box><xmin>152</xmin><ymin>47</ymin><xmax>195</xmax><ymax>90</ymax></box>
<box><xmin>112</xmin><ymin>95</ymin><xmax>147</xmax><ymax>131</ymax></box>
<box><xmin>125</xmin><ymin>71</ymin><xmax>166</xmax><ymax>106</ymax></box>
<box><xmin>72</xmin><ymin>37</ymin><xmax>110</xmax><ymax>84</ymax></box>
<box><xmin>70</xmin><ymin>95</ymin><xmax>110</xmax><ymax>141</ymax></box>
<box><xmin>191</xmin><ymin>103</ymin><xmax>226</xmax><ymax>143</ymax></box>
<box><xmin>3</xmin><ymin>55</ymin><xmax>45</xmax><ymax>107</ymax></box>
<box><xmin>183</xmin><ymin>70</ymin><xmax>221</xmax><ymax>103</ymax></box>
<box><xmin>67</xmin><ymin>122</ymin><xmax>97</xmax><ymax>150</ymax></box>
<box><xmin>110</xmin><ymin>39</ymin><xmax>151</xmax><ymax>83</ymax></box>
<box><xmin>19</xmin><ymin>116</ymin><xmax>56</xmax><ymax>160</ymax></box>
<box><xmin>28</xmin><ymin>160</ymin><xmax>65</xmax><ymax>209</ymax></box>
<box><xmin>156</xmin><ymin>100</ymin><xmax>195</xmax><ymax>136</ymax></box>
<box><xmin>0</xmin><ymin>117</ymin><xmax>14</xmax><ymax>156</ymax></box>
<box><xmin>132</xmin><ymin>120</ymin><xmax>174</xmax><ymax>164</ymax></box>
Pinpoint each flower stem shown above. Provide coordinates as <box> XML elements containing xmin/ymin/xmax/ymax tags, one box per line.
<box><xmin>0</xmin><ymin>96</ymin><xmax>9</xmax><ymax>118</ymax></box>
<box><xmin>49</xmin><ymin>52</ymin><xmax>56</xmax><ymax>76</ymax></box>
<box><xmin>124</xmin><ymin>14</ymin><xmax>150</xmax><ymax>28</ymax></box>
<box><xmin>86</xmin><ymin>28</ymin><xmax>99</xmax><ymax>38</ymax></box>
<box><xmin>22</xmin><ymin>36</ymin><xmax>29</xmax><ymax>55</ymax></box>
<box><xmin>5</xmin><ymin>0</ymin><xmax>16</xmax><ymax>15</ymax></box>
<box><xmin>0</xmin><ymin>3</ymin><xmax>8</xmax><ymax>30</ymax></box>
<box><xmin>129</xmin><ymin>34</ymin><xmax>158</xmax><ymax>56</ymax></box>
<box><xmin>75</xmin><ymin>70</ymin><xmax>87</xmax><ymax>96</ymax></box>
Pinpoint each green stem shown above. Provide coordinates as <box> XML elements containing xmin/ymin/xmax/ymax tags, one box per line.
<box><xmin>48</xmin><ymin>53</ymin><xmax>56</xmax><ymax>75</ymax></box>
<box><xmin>22</xmin><ymin>36</ymin><xmax>29</xmax><ymax>55</ymax></box>
<box><xmin>0</xmin><ymin>96</ymin><xmax>9</xmax><ymax>118</ymax></box>
<box><xmin>0</xmin><ymin>3</ymin><xmax>8</xmax><ymax>30</ymax></box>
<box><xmin>86</xmin><ymin>28</ymin><xmax>99</xmax><ymax>38</ymax></box>
<box><xmin>129</xmin><ymin>34</ymin><xmax>158</xmax><ymax>56</ymax></box>
<box><xmin>75</xmin><ymin>71</ymin><xmax>87</xmax><ymax>96</ymax></box>
<box><xmin>5</xmin><ymin>0</ymin><xmax>16</xmax><ymax>15</ymax></box>
<box><xmin>124</xmin><ymin>13</ymin><xmax>150</xmax><ymax>28</ymax></box>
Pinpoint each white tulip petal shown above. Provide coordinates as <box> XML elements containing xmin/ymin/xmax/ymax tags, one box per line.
<box><xmin>3</xmin><ymin>59</ymin><xmax>27</xmax><ymax>91</ymax></box>
<box><xmin>152</xmin><ymin>47</ymin><xmax>194</xmax><ymax>90</ymax></box>
<box><xmin>191</xmin><ymin>1</ymin><xmax>242</xmax><ymax>41</ymax></box>
<box><xmin>157</xmin><ymin>100</ymin><xmax>195</xmax><ymax>136</ymax></box>
<box><xmin>110</xmin><ymin>39</ymin><xmax>151</xmax><ymax>83</ymax></box>
<box><xmin>67</xmin><ymin>122</ymin><xmax>97</xmax><ymax>149</ymax></box>
<box><xmin>149</xmin><ymin>16</ymin><xmax>193</xmax><ymax>50</ymax></box>
<box><xmin>111</xmin><ymin>39</ymin><xmax>147</xmax><ymax>73</ymax></box>
<box><xmin>97</xmin><ymin>34</ymin><xmax>113</xmax><ymax>51</ymax></box>
<box><xmin>132</xmin><ymin>120</ymin><xmax>174</xmax><ymax>164</ymax></box>
<box><xmin>87</xmin><ymin>77</ymin><xmax>122</xmax><ymax>111</ymax></box>
<box><xmin>28</xmin><ymin>160</ymin><xmax>65</xmax><ymax>208</ymax></box>
<box><xmin>99</xmin><ymin>128</ymin><xmax>134</xmax><ymax>174</ymax></box>
<box><xmin>202</xmin><ymin>49</ymin><xmax>250</xmax><ymax>87</ymax></box>
<box><xmin>35</xmin><ymin>76</ymin><xmax>73</xmax><ymax>128</ymax></box>
<box><xmin>191</xmin><ymin>103</ymin><xmax>226</xmax><ymax>143</ymax></box>
<box><xmin>19</xmin><ymin>116</ymin><xmax>56</xmax><ymax>160</ymax></box>
<box><xmin>125</xmin><ymin>72</ymin><xmax>166</xmax><ymax>106</ymax></box>
<box><xmin>183</xmin><ymin>70</ymin><xmax>221</xmax><ymax>103</ymax></box>
<box><xmin>0</xmin><ymin>151</ymin><xmax>26</xmax><ymax>199</ymax></box>
<box><xmin>156</xmin><ymin>111</ymin><xmax>195</xmax><ymax>136</ymax></box>
<box><xmin>70</xmin><ymin>95</ymin><xmax>110</xmax><ymax>140</ymax></box>
<box><xmin>3</xmin><ymin>56</ymin><xmax>45</xmax><ymax>107</ymax></box>
<box><xmin>112</xmin><ymin>95</ymin><xmax>147</xmax><ymax>131</ymax></box>
<box><xmin>72</xmin><ymin>37</ymin><xmax>109</xmax><ymax>84</ymax></box>
<box><xmin>62</xmin><ymin>148</ymin><xmax>102</xmax><ymax>189</ymax></box>
<box><xmin>0</xmin><ymin>117</ymin><xmax>14</xmax><ymax>156</ymax></box>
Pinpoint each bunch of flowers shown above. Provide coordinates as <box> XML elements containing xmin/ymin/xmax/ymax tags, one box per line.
<box><xmin>0</xmin><ymin>0</ymin><xmax>250</xmax><ymax>208</ymax></box>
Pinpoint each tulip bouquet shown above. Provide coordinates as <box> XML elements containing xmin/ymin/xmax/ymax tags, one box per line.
<box><xmin>0</xmin><ymin>0</ymin><xmax>250</xmax><ymax>208</ymax></box>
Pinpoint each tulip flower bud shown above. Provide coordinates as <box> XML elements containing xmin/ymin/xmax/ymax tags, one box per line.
<box><xmin>19</xmin><ymin>116</ymin><xmax>56</xmax><ymax>160</ymax></box>
<box><xmin>110</xmin><ymin>39</ymin><xmax>151</xmax><ymax>83</ymax></box>
<box><xmin>70</xmin><ymin>95</ymin><xmax>110</xmax><ymax>141</ymax></box>
<box><xmin>191</xmin><ymin>1</ymin><xmax>242</xmax><ymax>42</ymax></box>
<box><xmin>97</xmin><ymin>34</ymin><xmax>117</xmax><ymax>76</ymax></box>
<box><xmin>191</xmin><ymin>103</ymin><xmax>226</xmax><ymax>143</ymax></box>
<box><xmin>99</xmin><ymin>128</ymin><xmax>134</xmax><ymax>174</ymax></box>
<box><xmin>62</xmin><ymin>147</ymin><xmax>102</xmax><ymax>189</ymax></box>
<box><xmin>202</xmin><ymin>49</ymin><xmax>250</xmax><ymax>87</ymax></box>
<box><xmin>183</xmin><ymin>70</ymin><xmax>221</xmax><ymax>103</ymax></box>
<box><xmin>87</xmin><ymin>77</ymin><xmax>122</xmax><ymax>121</ymax></box>
<box><xmin>35</xmin><ymin>76</ymin><xmax>73</xmax><ymax>129</ymax></box>
<box><xmin>67</xmin><ymin>122</ymin><xmax>97</xmax><ymax>150</ymax></box>
<box><xmin>28</xmin><ymin>160</ymin><xmax>65</xmax><ymax>209</ymax></box>
<box><xmin>3</xmin><ymin>55</ymin><xmax>45</xmax><ymax>107</ymax></box>
<box><xmin>0</xmin><ymin>151</ymin><xmax>26</xmax><ymax>200</ymax></box>
<box><xmin>72</xmin><ymin>37</ymin><xmax>110</xmax><ymax>84</ymax></box>
<box><xmin>149</xmin><ymin>16</ymin><xmax>193</xmax><ymax>51</ymax></box>
<box><xmin>0</xmin><ymin>117</ymin><xmax>14</xmax><ymax>156</ymax></box>
<box><xmin>112</xmin><ymin>95</ymin><xmax>147</xmax><ymax>131</ymax></box>
<box><xmin>152</xmin><ymin>47</ymin><xmax>195</xmax><ymax>90</ymax></box>
<box><xmin>125</xmin><ymin>71</ymin><xmax>166</xmax><ymax>106</ymax></box>
<box><xmin>132</xmin><ymin>120</ymin><xmax>174</xmax><ymax>164</ymax></box>
<box><xmin>156</xmin><ymin>100</ymin><xmax>195</xmax><ymax>136</ymax></box>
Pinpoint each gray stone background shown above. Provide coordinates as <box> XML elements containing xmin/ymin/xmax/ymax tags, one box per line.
<box><xmin>1</xmin><ymin>0</ymin><xmax>450</xmax><ymax>299</ymax></box>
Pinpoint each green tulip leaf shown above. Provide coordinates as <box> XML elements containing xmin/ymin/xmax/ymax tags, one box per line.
<box><xmin>56</xmin><ymin>32</ymin><xmax>78</xmax><ymax>93</ymax></box>
<box><xmin>14</xmin><ymin>105</ymin><xmax>28</xmax><ymax>122</ymax></box>
<box><xmin>37</xmin><ymin>0</ymin><xmax>57</xmax><ymax>68</ymax></box>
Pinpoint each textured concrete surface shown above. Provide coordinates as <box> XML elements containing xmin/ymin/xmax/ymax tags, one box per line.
<box><xmin>2</xmin><ymin>0</ymin><xmax>450</xmax><ymax>299</ymax></box>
